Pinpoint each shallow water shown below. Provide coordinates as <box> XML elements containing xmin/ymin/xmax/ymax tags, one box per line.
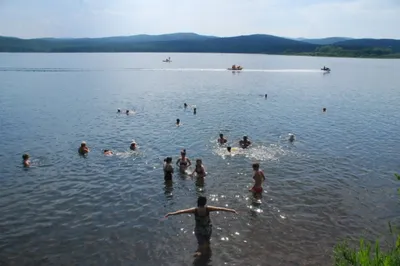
<box><xmin>0</xmin><ymin>53</ymin><xmax>399</xmax><ymax>266</ymax></box>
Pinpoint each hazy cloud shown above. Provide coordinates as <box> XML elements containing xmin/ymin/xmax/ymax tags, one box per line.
<box><xmin>0</xmin><ymin>0</ymin><xmax>398</xmax><ymax>38</ymax></box>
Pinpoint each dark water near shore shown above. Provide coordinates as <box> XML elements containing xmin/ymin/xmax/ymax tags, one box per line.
<box><xmin>0</xmin><ymin>53</ymin><xmax>399</xmax><ymax>266</ymax></box>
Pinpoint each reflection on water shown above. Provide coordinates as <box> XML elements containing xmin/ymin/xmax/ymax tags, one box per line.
<box><xmin>0</xmin><ymin>53</ymin><xmax>400</xmax><ymax>266</ymax></box>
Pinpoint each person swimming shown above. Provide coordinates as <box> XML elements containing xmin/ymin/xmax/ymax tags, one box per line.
<box><xmin>163</xmin><ymin>157</ymin><xmax>174</xmax><ymax>182</ymax></box>
<box><xmin>218</xmin><ymin>134</ymin><xmax>227</xmax><ymax>144</ymax></box>
<box><xmin>239</xmin><ymin>136</ymin><xmax>251</xmax><ymax>149</ymax></box>
<box><xmin>22</xmin><ymin>153</ymin><xmax>30</xmax><ymax>167</ymax></box>
<box><xmin>176</xmin><ymin>119</ymin><xmax>181</xmax><ymax>126</ymax></box>
<box><xmin>130</xmin><ymin>141</ymin><xmax>137</xmax><ymax>151</ymax></box>
<box><xmin>165</xmin><ymin>196</ymin><xmax>237</xmax><ymax>257</ymax></box>
<box><xmin>103</xmin><ymin>149</ymin><xmax>113</xmax><ymax>155</ymax></box>
<box><xmin>117</xmin><ymin>109</ymin><xmax>121</xmax><ymax>113</ymax></box>
<box><xmin>193</xmin><ymin>107</ymin><xmax>197</xmax><ymax>115</ymax></box>
<box><xmin>191</xmin><ymin>159</ymin><xmax>206</xmax><ymax>179</ymax></box>
<box><xmin>249</xmin><ymin>163</ymin><xmax>266</xmax><ymax>199</ymax></box>
<box><xmin>184</xmin><ymin>103</ymin><xmax>188</xmax><ymax>109</ymax></box>
<box><xmin>126</xmin><ymin>110</ymin><xmax>130</xmax><ymax>115</ymax></box>
<box><xmin>265</xmin><ymin>94</ymin><xmax>268</xmax><ymax>99</ymax></box>
<box><xmin>288</xmin><ymin>133</ymin><xmax>295</xmax><ymax>142</ymax></box>
<box><xmin>323</xmin><ymin>108</ymin><xmax>327</xmax><ymax>112</ymax></box>
<box><xmin>227</xmin><ymin>146</ymin><xmax>232</xmax><ymax>153</ymax></box>
<box><xmin>176</xmin><ymin>149</ymin><xmax>191</xmax><ymax>174</ymax></box>
<box><xmin>78</xmin><ymin>141</ymin><xmax>90</xmax><ymax>155</ymax></box>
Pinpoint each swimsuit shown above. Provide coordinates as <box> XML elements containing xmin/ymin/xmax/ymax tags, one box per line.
<box><xmin>195</xmin><ymin>165</ymin><xmax>205</xmax><ymax>176</ymax></box>
<box><xmin>251</xmin><ymin>186</ymin><xmax>263</xmax><ymax>194</ymax></box>
<box><xmin>194</xmin><ymin>207</ymin><xmax>212</xmax><ymax>245</ymax></box>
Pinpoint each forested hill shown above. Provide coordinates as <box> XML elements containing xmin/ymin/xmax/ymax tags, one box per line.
<box><xmin>0</xmin><ymin>33</ymin><xmax>399</xmax><ymax>58</ymax></box>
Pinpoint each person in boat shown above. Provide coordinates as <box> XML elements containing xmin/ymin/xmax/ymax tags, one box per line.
<box><xmin>232</xmin><ymin>64</ymin><xmax>236</xmax><ymax>70</ymax></box>
<box><xmin>176</xmin><ymin>149</ymin><xmax>191</xmax><ymax>174</ymax></box>
<box><xmin>218</xmin><ymin>133</ymin><xmax>227</xmax><ymax>144</ymax></box>
<box><xmin>78</xmin><ymin>141</ymin><xmax>90</xmax><ymax>155</ymax></box>
<box><xmin>239</xmin><ymin>136</ymin><xmax>251</xmax><ymax>149</ymax></box>
<box><xmin>165</xmin><ymin>196</ymin><xmax>237</xmax><ymax>257</ymax></box>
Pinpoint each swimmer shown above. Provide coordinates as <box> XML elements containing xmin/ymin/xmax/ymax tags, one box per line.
<box><xmin>22</xmin><ymin>153</ymin><xmax>30</xmax><ymax>167</ymax></box>
<box><xmin>227</xmin><ymin>146</ymin><xmax>232</xmax><ymax>153</ymax></box>
<box><xmin>239</xmin><ymin>136</ymin><xmax>251</xmax><ymax>149</ymax></box>
<box><xmin>103</xmin><ymin>149</ymin><xmax>113</xmax><ymax>155</ymax></box>
<box><xmin>265</xmin><ymin>94</ymin><xmax>268</xmax><ymax>99</ymax></box>
<box><xmin>78</xmin><ymin>141</ymin><xmax>90</xmax><ymax>155</ymax></box>
<box><xmin>163</xmin><ymin>157</ymin><xmax>174</xmax><ymax>182</ymax></box>
<box><xmin>165</xmin><ymin>196</ymin><xmax>237</xmax><ymax>257</ymax></box>
<box><xmin>176</xmin><ymin>119</ymin><xmax>181</xmax><ymax>126</ymax></box>
<box><xmin>218</xmin><ymin>134</ymin><xmax>227</xmax><ymax>144</ymax></box>
<box><xmin>190</xmin><ymin>159</ymin><xmax>206</xmax><ymax>179</ymax></box>
<box><xmin>130</xmin><ymin>141</ymin><xmax>137</xmax><ymax>151</ymax></box>
<box><xmin>176</xmin><ymin>149</ymin><xmax>191</xmax><ymax>174</ymax></box>
<box><xmin>323</xmin><ymin>108</ymin><xmax>327</xmax><ymax>112</ymax></box>
<box><xmin>249</xmin><ymin>163</ymin><xmax>265</xmax><ymax>199</ymax></box>
<box><xmin>288</xmin><ymin>133</ymin><xmax>295</xmax><ymax>142</ymax></box>
<box><xmin>117</xmin><ymin>109</ymin><xmax>121</xmax><ymax>113</ymax></box>
<box><xmin>184</xmin><ymin>103</ymin><xmax>188</xmax><ymax>109</ymax></box>
<box><xmin>193</xmin><ymin>108</ymin><xmax>197</xmax><ymax>115</ymax></box>
<box><xmin>126</xmin><ymin>110</ymin><xmax>129</xmax><ymax>115</ymax></box>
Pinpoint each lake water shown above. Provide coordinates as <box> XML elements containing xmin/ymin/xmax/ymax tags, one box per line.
<box><xmin>0</xmin><ymin>53</ymin><xmax>399</xmax><ymax>266</ymax></box>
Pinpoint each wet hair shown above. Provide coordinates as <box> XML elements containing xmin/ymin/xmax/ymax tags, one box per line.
<box><xmin>22</xmin><ymin>153</ymin><xmax>29</xmax><ymax>160</ymax></box>
<box><xmin>165</xmin><ymin>157</ymin><xmax>172</xmax><ymax>163</ymax></box>
<box><xmin>323</xmin><ymin>108</ymin><xmax>327</xmax><ymax>112</ymax></box>
<box><xmin>252</xmin><ymin>163</ymin><xmax>260</xmax><ymax>170</ymax></box>
<box><xmin>227</xmin><ymin>146</ymin><xmax>232</xmax><ymax>152</ymax></box>
<box><xmin>104</xmin><ymin>149</ymin><xmax>109</xmax><ymax>153</ymax></box>
<box><xmin>243</xmin><ymin>136</ymin><xmax>248</xmax><ymax>139</ymax></box>
<box><xmin>197</xmin><ymin>196</ymin><xmax>207</xmax><ymax>207</ymax></box>
<box><xmin>176</xmin><ymin>119</ymin><xmax>180</xmax><ymax>124</ymax></box>
<box><xmin>196</xmin><ymin>159</ymin><xmax>202</xmax><ymax>164</ymax></box>
<box><xmin>180</xmin><ymin>149</ymin><xmax>186</xmax><ymax>156</ymax></box>
<box><xmin>81</xmin><ymin>143</ymin><xmax>86</xmax><ymax>147</ymax></box>
<box><xmin>117</xmin><ymin>109</ymin><xmax>120</xmax><ymax>112</ymax></box>
<box><xmin>184</xmin><ymin>103</ymin><xmax>187</xmax><ymax>107</ymax></box>
<box><xmin>219</xmin><ymin>133</ymin><xmax>223</xmax><ymax>138</ymax></box>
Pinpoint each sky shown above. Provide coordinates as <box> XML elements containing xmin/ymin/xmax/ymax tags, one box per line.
<box><xmin>0</xmin><ymin>0</ymin><xmax>399</xmax><ymax>39</ymax></box>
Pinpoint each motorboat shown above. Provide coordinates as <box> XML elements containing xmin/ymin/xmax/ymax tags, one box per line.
<box><xmin>163</xmin><ymin>57</ymin><xmax>172</xmax><ymax>63</ymax></box>
<box><xmin>228</xmin><ymin>65</ymin><xmax>243</xmax><ymax>71</ymax></box>
<box><xmin>321</xmin><ymin>66</ymin><xmax>331</xmax><ymax>72</ymax></box>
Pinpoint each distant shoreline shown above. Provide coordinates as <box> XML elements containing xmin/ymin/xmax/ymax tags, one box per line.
<box><xmin>1</xmin><ymin>51</ymin><xmax>400</xmax><ymax>59</ymax></box>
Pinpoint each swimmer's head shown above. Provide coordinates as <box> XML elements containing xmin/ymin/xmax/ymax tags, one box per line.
<box><xmin>81</xmin><ymin>141</ymin><xmax>86</xmax><ymax>147</ymax></box>
<box><xmin>103</xmin><ymin>149</ymin><xmax>110</xmax><ymax>153</ymax></box>
<box><xmin>252</xmin><ymin>163</ymin><xmax>260</xmax><ymax>170</ymax></box>
<box><xmin>117</xmin><ymin>109</ymin><xmax>120</xmax><ymax>113</ymax></box>
<box><xmin>227</xmin><ymin>146</ymin><xmax>232</xmax><ymax>152</ymax></box>
<box><xmin>184</xmin><ymin>103</ymin><xmax>187</xmax><ymax>107</ymax></box>
<box><xmin>126</xmin><ymin>110</ymin><xmax>129</xmax><ymax>114</ymax></box>
<box><xmin>219</xmin><ymin>133</ymin><xmax>224</xmax><ymax>138</ymax></box>
<box><xmin>288</xmin><ymin>133</ymin><xmax>295</xmax><ymax>142</ymax></box>
<box><xmin>323</xmin><ymin>108</ymin><xmax>326</xmax><ymax>112</ymax></box>
<box><xmin>243</xmin><ymin>136</ymin><xmax>248</xmax><ymax>140</ymax></box>
<box><xmin>180</xmin><ymin>149</ymin><xmax>186</xmax><ymax>157</ymax></box>
<box><xmin>197</xmin><ymin>196</ymin><xmax>207</xmax><ymax>207</ymax></box>
<box><xmin>196</xmin><ymin>159</ymin><xmax>202</xmax><ymax>165</ymax></box>
<box><xmin>22</xmin><ymin>153</ymin><xmax>30</xmax><ymax>160</ymax></box>
<box><xmin>165</xmin><ymin>157</ymin><xmax>172</xmax><ymax>163</ymax></box>
<box><xmin>176</xmin><ymin>119</ymin><xmax>180</xmax><ymax>124</ymax></box>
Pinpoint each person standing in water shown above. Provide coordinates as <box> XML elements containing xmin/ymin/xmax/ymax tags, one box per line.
<box><xmin>163</xmin><ymin>157</ymin><xmax>174</xmax><ymax>182</ymax></box>
<box><xmin>22</xmin><ymin>154</ymin><xmax>30</xmax><ymax>167</ymax></box>
<box><xmin>239</xmin><ymin>136</ymin><xmax>251</xmax><ymax>149</ymax></box>
<box><xmin>218</xmin><ymin>133</ymin><xmax>227</xmax><ymax>144</ymax></box>
<box><xmin>165</xmin><ymin>196</ymin><xmax>237</xmax><ymax>257</ymax></box>
<box><xmin>176</xmin><ymin>119</ymin><xmax>181</xmax><ymax>126</ymax></box>
<box><xmin>130</xmin><ymin>141</ymin><xmax>137</xmax><ymax>151</ymax></box>
<box><xmin>249</xmin><ymin>163</ymin><xmax>266</xmax><ymax>199</ymax></box>
<box><xmin>190</xmin><ymin>159</ymin><xmax>206</xmax><ymax>179</ymax></box>
<box><xmin>78</xmin><ymin>141</ymin><xmax>90</xmax><ymax>155</ymax></box>
<box><xmin>176</xmin><ymin>149</ymin><xmax>191</xmax><ymax>174</ymax></box>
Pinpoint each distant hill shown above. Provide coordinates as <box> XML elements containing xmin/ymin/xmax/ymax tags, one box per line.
<box><xmin>297</xmin><ymin>37</ymin><xmax>353</xmax><ymax>45</ymax></box>
<box><xmin>0</xmin><ymin>33</ymin><xmax>399</xmax><ymax>58</ymax></box>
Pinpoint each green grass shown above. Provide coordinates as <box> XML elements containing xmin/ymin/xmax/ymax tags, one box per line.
<box><xmin>333</xmin><ymin>173</ymin><xmax>400</xmax><ymax>265</ymax></box>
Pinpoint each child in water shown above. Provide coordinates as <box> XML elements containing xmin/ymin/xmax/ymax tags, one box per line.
<box><xmin>218</xmin><ymin>134</ymin><xmax>227</xmax><ymax>144</ymax></box>
<box><xmin>249</xmin><ymin>163</ymin><xmax>266</xmax><ymax>199</ymax></box>
<box><xmin>165</xmin><ymin>196</ymin><xmax>237</xmax><ymax>257</ymax></box>
<box><xmin>78</xmin><ymin>141</ymin><xmax>90</xmax><ymax>155</ymax></box>
<box><xmin>163</xmin><ymin>157</ymin><xmax>174</xmax><ymax>182</ymax></box>
<box><xmin>191</xmin><ymin>159</ymin><xmax>207</xmax><ymax>179</ymax></box>
<box><xmin>22</xmin><ymin>153</ymin><xmax>30</xmax><ymax>167</ymax></box>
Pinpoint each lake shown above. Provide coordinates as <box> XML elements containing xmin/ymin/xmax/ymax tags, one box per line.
<box><xmin>0</xmin><ymin>53</ymin><xmax>399</xmax><ymax>266</ymax></box>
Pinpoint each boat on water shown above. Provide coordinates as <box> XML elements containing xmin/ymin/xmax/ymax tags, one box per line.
<box><xmin>321</xmin><ymin>66</ymin><xmax>331</xmax><ymax>72</ymax></box>
<box><xmin>228</xmin><ymin>65</ymin><xmax>243</xmax><ymax>71</ymax></box>
<box><xmin>163</xmin><ymin>57</ymin><xmax>172</xmax><ymax>63</ymax></box>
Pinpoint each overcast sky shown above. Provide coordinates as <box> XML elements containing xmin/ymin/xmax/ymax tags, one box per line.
<box><xmin>0</xmin><ymin>0</ymin><xmax>399</xmax><ymax>39</ymax></box>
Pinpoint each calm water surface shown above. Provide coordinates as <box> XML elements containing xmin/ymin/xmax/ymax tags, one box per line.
<box><xmin>0</xmin><ymin>53</ymin><xmax>399</xmax><ymax>266</ymax></box>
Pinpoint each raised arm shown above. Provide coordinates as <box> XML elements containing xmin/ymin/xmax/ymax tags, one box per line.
<box><xmin>165</xmin><ymin>207</ymin><xmax>196</xmax><ymax>217</ymax></box>
<box><xmin>207</xmin><ymin>206</ymin><xmax>237</xmax><ymax>214</ymax></box>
